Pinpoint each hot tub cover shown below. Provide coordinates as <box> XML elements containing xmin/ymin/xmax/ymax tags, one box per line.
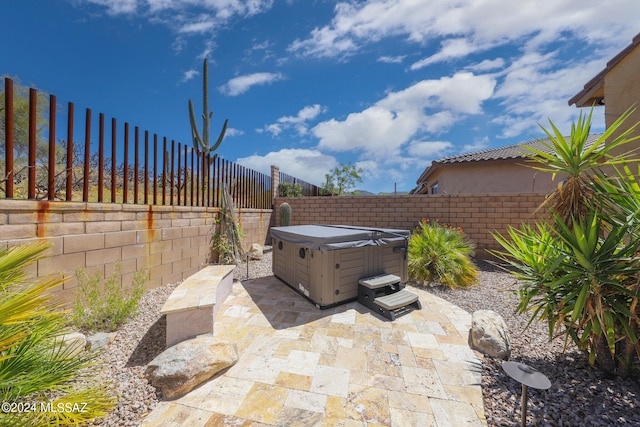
<box><xmin>271</xmin><ymin>224</ymin><xmax>409</xmax><ymax>252</ymax></box>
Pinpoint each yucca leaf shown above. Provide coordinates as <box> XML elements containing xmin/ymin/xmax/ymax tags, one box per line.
<box><xmin>572</xmin><ymin>283</ymin><xmax>590</xmax><ymax>321</ymax></box>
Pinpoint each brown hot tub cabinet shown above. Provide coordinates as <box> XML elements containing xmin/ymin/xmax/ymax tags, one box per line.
<box><xmin>271</xmin><ymin>225</ymin><xmax>410</xmax><ymax>308</ymax></box>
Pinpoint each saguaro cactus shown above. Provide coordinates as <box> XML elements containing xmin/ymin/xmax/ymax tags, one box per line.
<box><xmin>188</xmin><ymin>58</ymin><xmax>228</xmax><ymax>155</ymax></box>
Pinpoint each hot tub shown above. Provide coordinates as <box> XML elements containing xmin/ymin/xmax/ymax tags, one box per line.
<box><xmin>270</xmin><ymin>224</ymin><xmax>409</xmax><ymax>308</ymax></box>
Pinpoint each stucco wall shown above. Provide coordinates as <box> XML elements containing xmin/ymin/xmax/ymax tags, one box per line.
<box><xmin>274</xmin><ymin>194</ymin><xmax>546</xmax><ymax>258</ymax></box>
<box><xmin>605</xmin><ymin>42</ymin><xmax>640</xmax><ymax>159</ymax></box>
<box><xmin>0</xmin><ymin>200</ymin><xmax>271</xmax><ymax>305</ymax></box>
<box><xmin>426</xmin><ymin>160</ymin><xmax>555</xmax><ymax>194</ymax></box>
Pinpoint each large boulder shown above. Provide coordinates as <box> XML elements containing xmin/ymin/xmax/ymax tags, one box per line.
<box><xmin>468</xmin><ymin>310</ymin><xmax>511</xmax><ymax>360</ymax></box>
<box><xmin>144</xmin><ymin>336</ymin><xmax>238</xmax><ymax>399</ymax></box>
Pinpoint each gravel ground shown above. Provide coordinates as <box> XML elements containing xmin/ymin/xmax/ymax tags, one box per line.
<box><xmin>91</xmin><ymin>253</ymin><xmax>640</xmax><ymax>426</ymax></box>
<box><xmin>426</xmin><ymin>261</ymin><xmax>640</xmax><ymax>427</ymax></box>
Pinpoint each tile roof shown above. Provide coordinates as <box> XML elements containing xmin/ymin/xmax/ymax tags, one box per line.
<box><xmin>433</xmin><ymin>133</ymin><xmax>602</xmax><ymax>165</ymax></box>
<box><xmin>411</xmin><ymin>133</ymin><xmax>603</xmax><ymax>193</ymax></box>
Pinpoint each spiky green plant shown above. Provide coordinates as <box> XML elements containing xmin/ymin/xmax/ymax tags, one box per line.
<box><xmin>188</xmin><ymin>58</ymin><xmax>228</xmax><ymax>155</ymax></box>
<box><xmin>492</xmin><ymin>106</ymin><xmax>640</xmax><ymax>377</ymax></box>
<box><xmin>408</xmin><ymin>219</ymin><xmax>478</xmax><ymax>288</ymax></box>
<box><xmin>522</xmin><ymin>107</ymin><xmax>640</xmax><ymax>225</ymax></box>
<box><xmin>493</xmin><ymin>212</ymin><xmax>640</xmax><ymax>376</ymax></box>
<box><xmin>0</xmin><ymin>242</ymin><xmax>114</xmax><ymax>426</ymax></box>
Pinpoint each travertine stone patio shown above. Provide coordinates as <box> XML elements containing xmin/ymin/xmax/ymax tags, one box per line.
<box><xmin>141</xmin><ymin>276</ymin><xmax>486</xmax><ymax>427</ymax></box>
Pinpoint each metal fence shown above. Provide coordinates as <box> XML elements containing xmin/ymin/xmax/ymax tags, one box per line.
<box><xmin>1</xmin><ymin>77</ymin><xmax>274</xmax><ymax>209</ymax></box>
<box><xmin>279</xmin><ymin>171</ymin><xmax>321</xmax><ymax>196</ymax></box>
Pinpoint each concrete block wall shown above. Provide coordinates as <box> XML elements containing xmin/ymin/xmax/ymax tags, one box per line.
<box><xmin>273</xmin><ymin>194</ymin><xmax>546</xmax><ymax>258</ymax></box>
<box><xmin>0</xmin><ymin>200</ymin><xmax>271</xmax><ymax>305</ymax></box>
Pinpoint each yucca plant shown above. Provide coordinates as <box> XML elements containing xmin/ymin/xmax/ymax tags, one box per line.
<box><xmin>494</xmin><ymin>213</ymin><xmax>640</xmax><ymax>375</ymax></box>
<box><xmin>492</xmin><ymin>106</ymin><xmax>640</xmax><ymax>376</ymax></box>
<box><xmin>0</xmin><ymin>242</ymin><xmax>114</xmax><ymax>426</ymax></box>
<box><xmin>408</xmin><ymin>219</ymin><xmax>479</xmax><ymax>288</ymax></box>
<box><xmin>523</xmin><ymin>107</ymin><xmax>640</xmax><ymax>225</ymax></box>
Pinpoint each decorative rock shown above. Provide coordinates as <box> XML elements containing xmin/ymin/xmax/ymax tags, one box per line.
<box><xmin>468</xmin><ymin>309</ymin><xmax>511</xmax><ymax>359</ymax></box>
<box><xmin>144</xmin><ymin>336</ymin><xmax>238</xmax><ymax>399</ymax></box>
<box><xmin>59</xmin><ymin>332</ymin><xmax>87</xmax><ymax>357</ymax></box>
<box><xmin>249</xmin><ymin>243</ymin><xmax>263</xmax><ymax>260</ymax></box>
<box><xmin>86</xmin><ymin>332</ymin><xmax>116</xmax><ymax>351</ymax></box>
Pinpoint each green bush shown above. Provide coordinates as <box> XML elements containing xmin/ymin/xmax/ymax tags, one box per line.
<box><xmin>72</xmin><ymin>264</ymin><xmax>148</xmax><ymax>332</ymax></box>
<box><xmin>278</xmin><ymin>182</ymin><xmax>303</xmax><ymax>197</ymax></box>
<box><xmin>408</xmin><ymin>219</ymin><xmax>479</xmax><ymax>288</ymax></box>
<box><xmin>0</xmin><ymin>242</ymin><xmax>114</xmax><ymax>426</ymax></box>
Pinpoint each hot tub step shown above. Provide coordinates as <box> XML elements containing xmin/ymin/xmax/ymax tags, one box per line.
<box><xmin>374</xmin><ymin>289</ymin><xmax>419</xmax><ymax>310</ymax></box>
<box><xmin>359</xmin><ymin>274</ymin><xmax>401</xmax><ymax>289</ymax></box>
<box><xmin>357</xmin><ymin>274</ymin><xmax>421</xmax><ymax>321</ymax></box>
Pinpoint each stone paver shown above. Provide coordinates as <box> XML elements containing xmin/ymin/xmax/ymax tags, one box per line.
<box><xmin>140</xmin><ymin>276</ymin><xmax>486</xmax><ymax>427</ymax></box>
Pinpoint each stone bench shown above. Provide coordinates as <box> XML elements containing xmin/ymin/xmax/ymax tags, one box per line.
<box><xmin>160</xmin><ymin>265</ymin><xmax>235</xmax><ymax>348</ymax></box>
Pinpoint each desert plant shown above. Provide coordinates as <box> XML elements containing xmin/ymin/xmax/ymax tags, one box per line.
<box><xmin>279</xmin><ymin>202</ymin><xmax>291</xmax><ymax>226</ymax></box>
<box><xmin>0</xmin><ymin>242</ymin><xmax>113</xmax><ymax>426</ymax></box>
<box><xmin>408</xmin><ymin>219</ymin><xmax>478</xmax><ymax>288</ymax></box>
<box><xmin>494</xmin><ymin>212</ymin><xmax>640</xmax><ymax>376</ymax></box>
<box><xmin>72</xmin><ymin>264</ymin><xmax>148</xmax><ymax>332</ymax></box>
<box><xmin>492</xmin><ymin>107</ymin><xmax>640</xmax><ymax>376</ymax></box>
<box><xmin>188</xmin><ymin>58</ymin><xmax>228</xmax><ymax>156</ymax></box>
<box><xmin>522</xmin><ymin>107</ymin><xmax>640</xmax><ymax>225</ymax></box>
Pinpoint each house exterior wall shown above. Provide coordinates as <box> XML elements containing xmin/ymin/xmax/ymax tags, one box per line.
<box><xmin>604</xmin><ymin>42</ymin><xmax>640</xmax><ymax>157</ymax></box>
<box><xmin>421</xmin><ymin>160</ymin><xmax>555</xmax><ymax>195</ymax></box>
<box><xmin>274</xmin><ymin>194</ymin><xmax>546</xmax><ymax>259</ymax></box>
<box><xmin>0</xmin><ymin>200</ymin><xmax>271</xmax><ymax>305</ymax></box>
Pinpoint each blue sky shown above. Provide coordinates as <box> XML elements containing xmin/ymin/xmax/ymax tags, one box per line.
<box><xmin>2</xmin><ymin>1</ymin><xmax>639</xmax><ymax>193</ymax></box>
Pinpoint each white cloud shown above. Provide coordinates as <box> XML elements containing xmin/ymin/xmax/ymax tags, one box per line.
<box><xmin>260</xmin><ymin>104</ymin><xmax>326</xmax><ymax>137</ymax></box>
<box><xmin>289</xmin><ymin>0</ymin><xmax>638</xmax><ymax>62</ymax></box>
<box><xmin>257</xmin><ymin>123</ymin><xmax>283</xmax><ymax>137</ymax></box>
<box><xmin>462</xmin><ymin>137</ymin><xmax>490</xmax><ymax>153</ymax></box>
<box><xmin>407</xmin><ymin>140</ymin><xmax>453</xmax><ymax>158</ymax></box>
<box><xmin>466</xmin><ymin>58</ymin><xmax>505</xmax><ymax>73</ymax></box>
<box><xmin>85</xmin><ymin>0</ymin><xmax>138</xmax><ymax>15</ymax></box>
<box><xmin>224</xmin><ymin>127</ymin><xmax>244</xmax><ymax>137</ymax></box>
<box><xmin>236</xmin><ymin>148</ymin><xmax>336</xmax><ymax>185</ymax></box>
<box><xmin>179</xmin><ymin>18</ymin><xmax>215</xmax><ymax>34</ymax></box>
<box><xmin>181</xmin><ymin>69</ymin><xmax>199</xmax><ymax>82</ymax></box>
<box><xmin>411</xmin><ymin>38</ymin><xmax>477</xmax><ymax>70</ymax></box>
<box><xmin>285</xmin><ymin>0</ymin><xmax>637</xmax><ymax>146</ymax></box>
<box><xmin>198</xmin><ymin>40</ymin><xmax>217</xmax><ymax>60</ymax></box>
<box><xmin>280</xmin><ymin>104</ymin><xmax>325</xmax><ymax>123</ymax></box>
<box><xmin>83</xmin><ymin>0</ymin><xmax>276</xmax><ymax>38</ymax></box>
<box><xmin>377</xmin><ymin>55</ymin><xmax>405</xmax><ymax>64</ymax></box>
<box><xmin>492</xmin><ymin>51</ymin><xmax>607</xmax><ymax>138</ymax></box>
<box><xmin>219</xmin><ymin>72</ymin><xmax>284</xmax><ymax>96</ymax></box>
<box><xmin>145</xmin><ymin>0</ymin><xmax>275</xmax><ymax>17</ymax></box>
<box><xmin>312</xmin><ymin>72</ymin><xmax>495</xmax><ymax>159</ymax></box>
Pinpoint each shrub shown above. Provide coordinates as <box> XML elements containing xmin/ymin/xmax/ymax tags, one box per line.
<box><xmin>408</xmin><ymin>219</ymin><xmax>479</xmax><ymax>288</ymax></box>
<box><xmin>492</xmin><ymin>107</ymin><xmax>640</xmax><ymax>377</ymax></box>
<box><xmin>278</xmin><ymin>182</ymin><xmax>303</xmax><ymax>197</ymax></box>
<box><xmin>72</xmin><ymin>264</ymin><xmax>147</xmax><ymax>332</ymax></box>
<box><xmin>0</xmin><ymin>242</ymin><xmax>114</xmax><ymax>426</ymax></box>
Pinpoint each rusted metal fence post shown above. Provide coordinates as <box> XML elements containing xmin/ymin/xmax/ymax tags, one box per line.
<box><xmin>4</xmin><ymin>78</ymin><xmax>14</xmax><ymax>199</ymax></box>
<box><xmin>47</xmin><ymin>94</ymin><xmax>56</xmax><ymax>201</ymax></box>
